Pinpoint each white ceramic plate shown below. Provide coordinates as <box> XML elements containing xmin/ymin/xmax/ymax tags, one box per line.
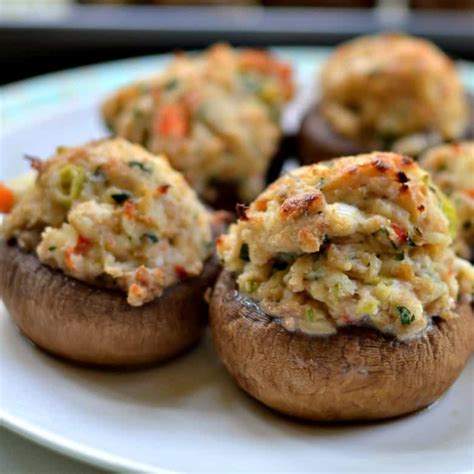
<box><xmin>1</xmin><ymin>48</ymin><xmax>474</xmax><ymax>473</ymax></box>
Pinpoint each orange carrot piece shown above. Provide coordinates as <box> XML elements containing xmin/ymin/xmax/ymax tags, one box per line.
<box><xmin>0</xmin><ymin>183</ymin><xmax>15</xmax><ymax>213</ymax></box>
<box><xmin>64</xmin><ymin>248</ymin><xmax>75</xmax><ymax>271</ymax></box>
<box><xmin>154</xmin><ymin>103</ymin><xmax>189</xmax><ymax>138</ymax></box>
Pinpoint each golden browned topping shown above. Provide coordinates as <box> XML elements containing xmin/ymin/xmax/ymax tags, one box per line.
<box><xmin>218</xmin><ymin>152</ymin><xmax>473</xmax><ymax>340</ymax></box>
<box><xmin>420</xmin><ymin>141</ymin><xmax>474</xmax><ymax>259</ymax></box>
<box><xmin>320</xmin><ymin>34</ymin><xmax>468</xmax><ymax>155</ymax></box>
<box><xmin>102</xmin><ymin>44</ymin><xmax>294</xmax><ymax>203</ymax></box>
<box><xmin>2</xmin><ymin>138</ymin><xmax>212</xmax><ymax>306</ymax></box>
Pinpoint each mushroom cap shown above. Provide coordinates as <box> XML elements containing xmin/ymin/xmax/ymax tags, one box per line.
<box><xmin>210</xmin><ymin>270</ymin><xmax>473</xmax><ymax>421</ymax></box>
<box><xmin>0</xmin><ymin>240</ymin><xmax>221</xmax><ymax>368</ymax></box>
<box><xmin>298</xmin><ymin>102</ymin><xmax>366</xmax><ymax>165</ymax></box>
<box><xmin>298</xmin><ymin>95</ymin><xmax>474</xmax><ymax>166</ymax></box>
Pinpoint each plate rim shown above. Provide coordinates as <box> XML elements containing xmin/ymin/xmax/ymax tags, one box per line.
<box><xmin>1</xmin><ymin>409</ymin><xmax>172</xmax><ymax>473</ymax></box>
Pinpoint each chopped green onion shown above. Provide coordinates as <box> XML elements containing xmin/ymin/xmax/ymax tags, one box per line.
<box><xmin>305</xmin><ymin>307</ymin><xmax>315</xmax><ymax>322</ymax></box>
<box><xmin>56</xmin><ymin>165</ymin><xmax>86</xmax><ymax>206</ymax></box>
<box><xmin>111</xmin><ymin>192</ymin><xmax>131</xmax><ymax>204</ymax></box>
<box><xmin>128</xmin><ymin>161</ymin><xmax>153</xmax><ymax>173</ymax></box>
<box><xmin>396</xmin><ymin>306</ymin><xmax>415</xmax><ymax>325</ymax></box>
<box><xmin>246</xmin><ymin>280</ymin><xmax>258</xmax><ymax>293</ymax></box>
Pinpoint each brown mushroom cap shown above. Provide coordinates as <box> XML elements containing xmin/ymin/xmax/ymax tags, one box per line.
<box><xmin>0</xmin><ymin>241</ymin><xmax>220</xmax><ymax>367</ymax></box>
<box><xmin>297</xmin><ymin>95</ymin><xmax>474</xmax><ymax>166</ymax></box>
<box><xmin>210</xmin><ymin>270</ymin><xmax>474</xmax><ymax>421</ymax></box>
<box><xmin>0</xmin><ymin>213</ymin><xmax>232</xmax><ymax>368</ymax></box>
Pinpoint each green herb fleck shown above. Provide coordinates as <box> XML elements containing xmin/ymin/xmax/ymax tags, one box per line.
<box><xmin>374</xmin><ymin>227</ymin><xmax>397</xmax><ymax>249</ymax></box>
<box><xmin>305</xmin><ymin>307</ymin><xmax>315</xmax><ymax>322</ymax></box>
<box><xmin>48</xmin><ymin>246</ymin><xmax>56</xmax><ymax>252</ymax></box>
<box><xmin>143</xmin><ymin>233</ymin><xmax>159</xmax><ymax>243</ymax></box>
<box><xmin>128</xmin><ymin>161</ymin><xmax>153</xmax><ymax>173</ymax></box>
<box><xmin>246</xmin><ymin>280</ymin><xmax>258</xmax><ymax>293</ymax></box>
<box><xmin>319</xmin><ymin>177</ymin><xmax>326</xmax><ymax>188</ymax></box>
<box><xmin>164</xmin><ymin>78</ymin><xmax>179</xmax><ymax>90</ymax></box>
<box><xmin>133</xmin><ymin>108</ymin><xmax>146</xmax><ymax>119</ymax></box>
<box><xmin>407</xmin><ymin>237</ymin><xmax>417</xmax><ymax>247</ymax></box>
<box><xmin>111</xmin><ymin>192</ymin><xmax>131</xmax><ymax>204</ymax></box>
<box><xmin>396</xmin><ymin>306</ymin><xmax>415</xmax><ymax>326</ymax></box>
<box><xmin>306</xmin><ymin>268</ymin><xmax>323</xmax><ymax>280</ymax></box>
<box><xmin>239</xmin><ymin>243</ymin><xmax>250</xmax><ymax>262</ymax></box>
<box><xmin>240</xmin><ymin>74</ymin><xmax>261</xmax><ymax>94</ymax></box>
<box><xmin>395</xmin><ymin>251</ymin><xmax>405</xmax><ymax>261</ymax></box>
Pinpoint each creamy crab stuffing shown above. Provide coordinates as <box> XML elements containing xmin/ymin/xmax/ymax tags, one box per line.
<box><xmin>2</xmin><ymin>138</ymin><xmax>212</xmax><ymax>306</ymax></box>
<box><xmin>420</xmin><ymin>141</ymin><xmax>474</xmax><ymax>259</ymax></box>
<box><xmin>218</xmin><ymin>152</ymin><xmax>474</xmax><ymax>340</ymax></box>
<box><xmin>320</xmin><ymin>34</ymin><xmax>468</xmax><ymax>156</ymax></box>
<box><xmin>102</xmin><ymin>44</ymin><xmax>294</xmax><ymax>203</ymax></box>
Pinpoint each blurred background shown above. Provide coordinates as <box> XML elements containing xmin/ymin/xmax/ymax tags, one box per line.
<box><xmin>1</xmin><ymin>0</ymin><xmax>474</xmax><ymax>85</ymax></box>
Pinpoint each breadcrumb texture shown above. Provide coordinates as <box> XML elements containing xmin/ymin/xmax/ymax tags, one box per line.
<box><xmin>420</xmin><ymin>141</ymin><xmax>474</xmax><ymax>259</ymax></box>
<box><xmin>320</xmin><ymin>34</ymin><xmax>468</xmax><ymax>155</ymax></box>
<box><xmin>217</xmin><ymin>152</ymin><xmax>474</xmax><ymax>339</ymax></box>
<box><xmin>102</xmin><ymin>44</ymin><xmax>294</xmax><ymax>203</ymax></box>
<box><xmin>2</xmin><ymin>138</ymin><xmax>212</xmax><ymax>306</ymax></box>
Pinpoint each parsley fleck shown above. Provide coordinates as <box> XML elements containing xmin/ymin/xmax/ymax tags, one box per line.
<box><xmin>48</xmin><ymin>246</ymin><xmax>56</xmax><ymax>252</ymax></box>
<box><xmin>407</xmin><ymin>237</ymin><xmax>417</xmax><ymax>247</ymax></box>
<box><xmin>396</xmin><ymin>306</ymin><xmax>415</xmax><ymax>325</ymax></box>
<box><xmin>143</xmin><ymin>233</ymin><xmax>159</xmax><ymax>243</ymax></box>
<box><xmin>111</xmin><ymin>192</ymin><xmax>131</xmax><ymax>204</ymax></box>
<box><xmin>395</xmin><ymin>251</ymin><xmax>405</xmax><ymax>261</ymax></box>
<box><xmin>305</xmin><ymin>307</ymin><xmax>315</xmax><ymax>322</ymax></box>
<box><xmin>128</xmin><ymin>161</ymin><xmax>153</xmax><ymax>173</ymax></box>
<box><xmin>239</xmin><ymin>243</ymin><xmax>250</xmax><ymax>262</ymax></box>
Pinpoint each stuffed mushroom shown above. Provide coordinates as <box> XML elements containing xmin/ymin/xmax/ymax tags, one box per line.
<box><xmin>0</xmin><ymin>138</ymin><xmax>227</xmax><ymax>367</ymax></box>
<box><xmin>102</xmin><ymin>44</ymin><xmax>294</xmax><ymax>209</ymax></box>
<box><xmin>298</xmin><ymin>34</ymin><xmax>472</xmax><ymax>165</ymax></box>
<box><xmin>420</xmin><ymin>141</ymin><xmax>474</xmax><ymax>260</ymax></box>
<box><xmin>211</xmin><ymin>151</ymin><xmax>474</xmax><ymax>421</ymax></box>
